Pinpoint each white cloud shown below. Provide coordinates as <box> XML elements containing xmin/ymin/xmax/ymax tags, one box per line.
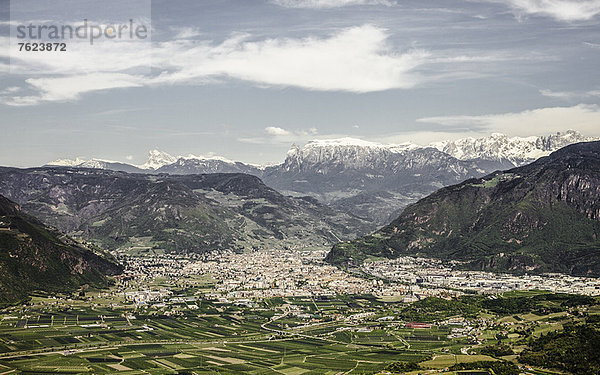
<box><xmin>540</xmin><ymin>89</ymin><xmax>600</xmax><ymax>100</ymax></box>
<box><xmin>240</xmin><ymin>126</ymin><xmax>319</xmax><ymax>144</ymax></box>
<box><xmin>1</xmin><ymin>73</ymin><xmax>145</xmax><ymax>106</ymax></box>
<box><xmin>0</xmin><ymin>87</ymin><xmax>22</xmax><ymax>95</ymax></box>
<box><xmin>484</xmin><ymin>0</ymin><xmax>600</xmax><ymax>21</ymax></box>
<box><xmin>583</xmin><ymin>41</ymin><xmax>600</xmax><ymax>49</ymax></box>
<box><xmin>417</xmin><ymin>104</ymin><xmax>600</xmax><ymax>136</ymax></box>
<box><xmin>151</xmin><ymin>25</ymin><xmax>430</xmax><ymax>93</ymax></box>
<box><xmin>173</xmin><ymin>27</ymin><xmax>202</xmax><ymax>39</ymax></box>
<box><xmin>265</xmin><ymin>126</ymin><xmax>292</xmax><ymax>136</ymax></box>
<box><xmin>2</xmin><ymin>25</ymin><xmax>436</xmax><ymax>106</ymax></box>
<box><xmin>1</xmin><ymin>24</ymin><xmax>516</xmax><ymax>106</ymax></box>
<box><xmin>375</xmin><ymin>131</ymin><xmax>485</xmax><ymax>146</ymax></box>
<box><xmin>271</xmin><ymin>0</ymin><xmax>394</xmax><ymax>8</ymax></box>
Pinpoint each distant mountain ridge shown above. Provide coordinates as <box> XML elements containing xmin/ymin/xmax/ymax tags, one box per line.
<box><xmin>326</xmin><ymin>141</ymin><xmax>600</xmax><ymax>276</ymax></box>
<box><xmin>45</xmin><ymin>131</ymin><xmax>597</xmax><ymax>224</ymax></box>
<box><xmin>262</xmin><ymin>138</ymin><xmax>490</xmax><ymax>223</ymax></box>
<box><xmin>0</xmin><ymin>194</ymin><xmax>122</xmax><ymax>304</ymax></box>
<box><xmin>47</xmin><ymin>131</ymin><xmax>594</xmax><ymax>172</ymax></box>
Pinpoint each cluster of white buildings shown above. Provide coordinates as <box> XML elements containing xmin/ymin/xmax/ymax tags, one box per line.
<box><xmin>111</xmin><ymin>248</ymin><xmax>600</xmax><ymax>308</ymax></box>
<box><xmin>184</xmin><ymin>249</ymin><xmax>414</xmax><ymax>298</ymax></box>
<box><xmin>362</xmin><ymin>257</ymin><xmax>600</xmax><ymax>295</ymax></box>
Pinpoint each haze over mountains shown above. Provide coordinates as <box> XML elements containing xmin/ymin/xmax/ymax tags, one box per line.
<box><xmin>47</xmin><ymin>130</ymin><xmax>597</xmax><ymax>224</ymax></box>
<box><xmin>327</xmin><ymin>141</ymin><xmax>600</xmax><ymax>276</ymax></box>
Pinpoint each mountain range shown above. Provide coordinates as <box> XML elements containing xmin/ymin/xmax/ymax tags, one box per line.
<box><xmin>431</xmin><ymin>130</ymin><xmax>594</xmax><ymax>166</ymax></box>
<box><xmin>2</xmin><ymin>131</ymin><xmax>598</xmax><ymax>283</ymax></box>
<box><xmin>326</xmin><ymin>141</ymin><xmax>600</xmax><ymax>276</ymax></box>
<box><xmin>0</xmin><ymin>194</ymin><xmax>122</xmax><ymax>304</ymax></box>
<box><xmin>47</xmin><ymin>130</ymin><xmax>597</xmax><ymax>224</ymax></box>
<box><xmin>0</xmin><ymin>168</ymin><xmax>373</xmax><ymax>254</ymax></box>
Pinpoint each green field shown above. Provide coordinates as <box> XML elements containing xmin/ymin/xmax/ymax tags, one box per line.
<box><xmin>0</xmin><ymin>278</ymin><xmax>598</xmax><ymax>374</ymax></box>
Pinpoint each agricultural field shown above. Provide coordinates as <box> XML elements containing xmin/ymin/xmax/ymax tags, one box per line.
<box><xmin>0</xmin><ymin>276</ymin><xmax>598</xmax><ymax>374</ymax></box>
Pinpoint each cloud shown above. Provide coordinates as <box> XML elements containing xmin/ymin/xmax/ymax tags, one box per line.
<box><xmin>583</xmin><ymin>41</ymin><xmax>600</xmax><ymax>49</ymax></box>
<box><xmin>0</xmin><ymin>87</ymin><xmax>22</xmax><ymax>95</ymax></box>
<box><xmin>417</xmin><ymin>104</ymin><xmax>600</xmax><ymax>136</ymax></box>
<box><xmin>1</xmin><ymin>24</ymin><xmax>516</xmax><ymax>106</ymax></box>
<box><xmin>151</xmin><ymin>25</ymin><xmax>430</xmax><ymax>93</ymax></box>
<box><xmin>1</xmin><ymin>73</ymin><xmax>145</xmax><ymax>106</ymax></box>
<box><xmin>239</xmin><ymin>126</ymin><xmax>318</xmax><ymax>144</ymax></box>
<box><xmin>1</xmin><ymin>25</ymin><xmax>436</xmax><ymax>106</ymax></box>
<box><xmin>375</xmin><ymin>130</ymin><xmax>485</xmax><ymax>146</ymax></box>
<box><xmin>540</xmin><ymin>89</ymin><xmax>600</xmax><ymax>100</ymax></box>
<box><xmin>483</xmin><ymin>0</ymin><xmax>600</xmax><ymax>21</ymax></box>
<box><xmin>173</xmin><ymin>27</ymin><xmax>202</xmax><ymax>39</ymax></box>
<box><xmin>265</xmin><ymin>126</ymin><xmax>292</xmax><ymax>136</ymax></box>
<box><xmin>271</xmin><ymin>0</ymin><xmax>394</xmax><ymax>8</ymax></box>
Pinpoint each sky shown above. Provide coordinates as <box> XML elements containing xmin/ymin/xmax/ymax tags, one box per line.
<box><xmin>0</xmin><ymin>0</ymin><xmax>599</xmax><ymax>167</ymax></box>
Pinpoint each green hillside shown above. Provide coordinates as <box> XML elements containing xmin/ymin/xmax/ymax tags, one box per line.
<box><xmin>0</xmin><ymin>195</ymin><xmax>122</xmax><ymax>305</ymax></box>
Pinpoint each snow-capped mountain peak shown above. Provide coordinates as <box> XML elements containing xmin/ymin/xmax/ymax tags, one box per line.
<box><xmin>79</xmin><ymin>158</ymin><xmax>122</xmax><ymax>169</ymax></box>
<box><xmin>46</xmin><ymin>157</ymin><xmax>87</xmax><ymax>167</ymax></box>
<box><xmin>281</xmin><ymin>137</ymin><xmax>425</xmax><ymax>172</ymax></box>
<box><xmin>287</xmin><ymin>143</ymin><xmax>301</xmax><ymax>157</ymax></box>
<box><xmin>430</xmin><ymin>130</ymin><xmax>597</xmax><ymax>166</ymax></box>
<box><xmin>139</xmin><ymin>149</ymin><xmax>178</xmax><ymax>170</ymax></box>
<box><xmin>47</xmin><ymin>157</ymin><xmax>123</xmax><ymax>169</ymax></box>
<box><xmin>44</xmin><ymin>131</ymin><xmax>596</xmax><ymax>176</ymax></box>
<box><xmin>182</xmin><ymin>153</ymin><xmax>236</xmax><ymax>164</ymax></box>
<box><xmin>299</xmin><ymin>137</ymin><xmax>422</xmax><ymax>153</ymax></box>
<box><xmin>304</xmin><ymin>137</ymin><xmax>386</xmax><ymax>148</ymax></box>
<box><xmin>302</xmin><ymin>137</ymin><xmax>420</xmax><ymax>151</ymax></box>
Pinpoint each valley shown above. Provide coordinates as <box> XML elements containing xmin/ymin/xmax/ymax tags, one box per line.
<box><xmin>0</xmin><ymin>248</ymin><xmax>599</xmax><ymax>374</ymax></box>
<box><xmin>3</xmin><ymin>0</ymin><xmax>600</xmax><ymax>371</ymax></box>
<box><xmin>1</xmin><ymin>138</ymin><xmax>599</xmax><ymax>374</ymax></box>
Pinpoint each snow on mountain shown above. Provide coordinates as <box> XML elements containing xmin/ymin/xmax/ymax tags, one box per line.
<box><xmin>536</xmin><ymin>130</ymin><xmax>597</xmax><ymax>152</ymax></box>
<box><xmin>79</xmin><ymin>159</ymin><xmax>122</xmax><ymax>169</ymax></box>
<box><xmin>44</xmin><ymin>130</ymin><xmax>595</xmax><ymax>176</ymax></box>
<box><xmin>288</xmin><ymin>131</ymin><xmax>595</xmax><ymax>172</ymax></box>
<box><xmin>46</xmin><ymin>157</ymin><xmax>87</xmax><ymax>167</ymax></box>
<box><xmin>430</xmin><ymin>130</ymin><xmax>597</xmax><ymax>166</ymax></box>
<box><xmin>300</xmin><ymin>137</ymin><xmax>420</xmax><ymax>152</ymax></box>
<box><xmin>270</xmin><ymin>137</ymin><xmax>485</xmax><ymax>192</ymax></box>
<box><xmin>46</xmin><ymin>158</ymin><xmax>120</xmax><ymax>169</ymax></box>
<box><xmin>46</xmin><ymin>157</ymin><xmax>144</xmax><ymax>173</ymax></box>
<box><xmin>283</xmin><ymin>137</ymin><xmax>422</xmax><ymax>172</ymax></box>
<box><xmin>155</xmin><ymin>153</ymin><xmax>261</xmax><ymax>175</ymax></box>
<box><xmin>181</xmin><ymin>154</ymin><xmax>236</xmax><ymax>164</ymax></box>
<box><xmin>139</xmin><ymin>150</ymin><xmax>178</xmax><ymax>170</ymax></box>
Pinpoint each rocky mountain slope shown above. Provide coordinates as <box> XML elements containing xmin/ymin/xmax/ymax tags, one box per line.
<box><xmin>261</xmin><ymin>138</ymin><xmax>491</xmax><ymax>223</ymax></box>
<box><xmin>0</xmin><ymin>194</ymin><xmax>122</xmax><ymax>305</ymax></box>
<box><xmin>157</xmin><ymin>156</ymin><xmax>261</xmax><ymax>175</ymax></box>
<box><xmin>0</xmin><ymin>168</ymin><xmax>373</xmax><ymax>253</ymax></box>
<box><xmin>326</xmin><ymin>141</ymin><xmax>600</xmax><ymax>276</ymax></box>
